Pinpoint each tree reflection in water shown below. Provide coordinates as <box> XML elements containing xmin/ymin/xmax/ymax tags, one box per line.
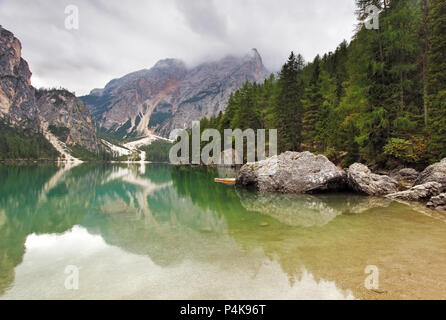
<box><xmin>1</xmin><ymin>164</ymin><xmax>446</xmax><ymax>299</ymax></box>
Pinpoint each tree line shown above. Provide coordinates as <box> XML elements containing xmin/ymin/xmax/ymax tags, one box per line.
<box><xmin>0</xmin><ymin>120</ymin><xmax>60</xmax><ymax>161</ymax></box>
<box><xmin>199</xmin><ymin>0</ymin><xmax>446</xmax><ymax>169</ymax></box>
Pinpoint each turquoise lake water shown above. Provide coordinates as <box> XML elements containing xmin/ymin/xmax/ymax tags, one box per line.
<box><xmin>1</xmin><ymin>163</ymin><xmax>446</xmax><ymax>300</ymax></box>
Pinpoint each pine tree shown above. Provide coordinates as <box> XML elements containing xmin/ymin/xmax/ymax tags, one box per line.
<box><xmin>427</xmin><ymin>0</ymin><xmax>446</xmax><ymax>160</ymax></box>
<box><xmin>196</xmin><ymin>0</ymin><xmax>440</xmax><ymax>168</ymax></box>
<box><xmin>302</xmin><ymin>56</ymin><xmax>323</xmax><ymax>149</ymax></box>
<box><xmin>275</xmin><ymin>52</ymin><xmax>305</xmax><ymax>152</ymax></box>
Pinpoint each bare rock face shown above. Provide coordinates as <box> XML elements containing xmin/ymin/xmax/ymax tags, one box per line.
<box><xmin>398</xmin><ymin>168</ymin><xmax>419</xmax><ymax>181</ymax></box>
<box><xmin>81</xmin><ymin>59</ymin><xmax>188</xmax><ymax>138</ymax></box>
<box><xmin>36</xmin><ymin>90</ymin><xmax>100</xmax><ymax>153</ymax></box>
<box><xmin>0</xmin><ymin>26</ymin><xmax>100</xmax><ymax>157</ymax></box>
<box><xmin>81</xmin><ymin>49</ymin><xmax>269</xmax><ymax>139</ymax></box>
<box><xmin>414</xmin><ymin>158</ymin><xmax>446</xmax><ymax>187</ymax></box>
<box><xmin>427</xmin><ymin>193</ymin><xmax>446</xmax><ymax>211</ymax></box>
<box><xmin>236</xmin><ymin>151</ymin><xmax>347</xmax><ymax>193</ymax></box>
<box><xmin>347</xmin><ymin>163</ymin><xmax>400</xmax><ymax>196</ymax></box>
<box><xmin>0</xmin><ymin>25</ymin><xmax>39</xmax><ymax>129</ymax></box>
<box><xmin>390</xmin><ymin>168</ymin><xmax>419</xmax><ymax>188</ymax></box>
<box><xmin>386</xmin><ymin>182</ymin><xmax>444</xmax><ymax>202</ymax></box>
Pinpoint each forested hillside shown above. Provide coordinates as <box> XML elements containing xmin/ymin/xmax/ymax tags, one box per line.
<box><xmin>199</xmin><ymin>0</ymin><xmax>446</xmax><ymax>169</ymax></box>
<box><xmin>0</xmin><ymin>120</ymin><xmax>59</xmax><ymax>160</ymax></box>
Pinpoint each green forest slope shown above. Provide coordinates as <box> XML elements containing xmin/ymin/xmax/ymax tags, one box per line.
<box><xmin>199</xmin><ymin>0</ymin><xmax>446</xmax><ymax>169</ymax></box>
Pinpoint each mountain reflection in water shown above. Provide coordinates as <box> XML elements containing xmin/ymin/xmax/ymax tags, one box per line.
<box><xmin>1</xmin><ymin>163</ymin><xmax>446</xmax><ymax>300</ymax></box>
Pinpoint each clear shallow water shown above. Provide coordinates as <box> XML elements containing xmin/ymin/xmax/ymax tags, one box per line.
<box><xmin>1</xmin><ymin>163</ymin><xmax>446</xmax><ymax>300</ymax></box>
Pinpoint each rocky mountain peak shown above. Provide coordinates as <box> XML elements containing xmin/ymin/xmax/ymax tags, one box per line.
<box><xmin>0</xmin><ymin>25</ymin><xmax>37</xmax><ymax>129</ymax></box>
<box><xmin>81</xmin><ymin>49</ymin><xmax>270</xmax><ymax>139</ymax></box>
<box><xmin>1</xmin><ymin>25</ymin><xmax>101</xmax><ymax>158</ymax></box>
<box><xmin>36</xmin><ymin>89</ymin><xmax>100</xmax><ymax>153</ymax></box>
<box><xmin>247</xmin><ymin>48</ymin><xmax>263</xmax><ymax>65</ymax></box>
<box><xmin>0</xmin><ymin>25</ymin><xmax>31</xmax><ymax>85</ymax></box>
<box><xmin>153</xmin><ymin>58</ymin><xmax>186</xmax><ymax>70</ymax></box>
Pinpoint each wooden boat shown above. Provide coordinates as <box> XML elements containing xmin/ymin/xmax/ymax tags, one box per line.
<box><xmin>214</xmin><ymin>178</ymin><xmax>236</xmax><ymax>185</ymax></box>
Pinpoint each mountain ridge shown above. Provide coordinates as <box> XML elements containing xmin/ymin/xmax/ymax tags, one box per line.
<box><xmin>0</xmin><ymin>25</ymin><xmax>101</xmax><ymax>160</ymax></box>
<box><xmin>81</xmin><ymin>48</ymin><xmax>269</xmax><ymax>139</ymax></box>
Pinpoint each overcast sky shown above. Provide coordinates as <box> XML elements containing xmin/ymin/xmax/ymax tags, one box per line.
<box><xmin>0</xmin><ymin>0</ymin><xmax>357</xmax><ymax>95</ymax></box>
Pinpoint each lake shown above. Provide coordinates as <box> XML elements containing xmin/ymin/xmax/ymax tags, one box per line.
<box><xmin>1</xmin><ymin>163</ymin><xmax>446</xmax><ymax>300</ymax></box>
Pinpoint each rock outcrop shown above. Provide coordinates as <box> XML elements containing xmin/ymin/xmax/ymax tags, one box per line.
<box><xmin>414</xmin><ymin>158</ymin><xmax>446</xmax><ymax>187</ymax></box>
<box><xmin>347</xmin><ymin>163</ymin><xmax>400</xmax><ymax>196</ymax></box>
<box><xmin>36</xmin><ymin>89</ymin><xmax>100</xmax><ymax>153</ymax></box>
<box><xmin>81</xmin><ymin>49</ymin><xmax>269</xmax><ymax>139</ymax></box>
<box><xmin>397</xmin><ymin>168</ymin><xmax>419</xmax><ymax>181</ymax></box>
<box><xmin>236</xmin><ymin>151</ymin><xmax>347</xmax><ymax>193</ymax></box>
<box><xmin>0</xmin><ymin>25</ymin><xmax>39</xmax><ymax>130</ymax></box>
<box><xmin>0</xmin><ymin>26</ymin><xmax>101</xmax><ymax>158</ymax></box>
<box><xmin>390</xmin><ymin>168</ymin><xmax>419</xmax><ymax>188</ymax></box>
<box><xmin>386</xmin><ymin>182</ymin><xmax>444</xmax><ymax>201</ymax></box>
<box><xmin>427</xmin><ymin>193</ymin><xmax>446</xmax><ymax>211</ymax></box>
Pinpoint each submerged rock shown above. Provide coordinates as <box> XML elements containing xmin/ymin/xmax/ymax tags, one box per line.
<box><xmin>236</xmin><ymin>190</ymin><xmax>342</xmax><ymax>227</ymax></box>
<box><xmin>386</xmin><ymin>182</ymin><xmax>444</xmax><ymax>202</ymax></box>
<box><xmin>427</xmin><ymin>193</ymin><xmax>446</xmax><ymax>211</ymax></box>
<box><xmin>347</xmin><ymin>163</ymin><xmax>400</xmax><ymax>196</ymax></box>
<box><xmin>236</xmin><ymin>151</ymin><xmax>347</xmax><ymax>193</ymax></box>
<box><xmin>236</xmin><ymin>190</ymin><xmax>392</xmax><ymax>227</ymax></box>
<box><xmin>414</xmin><ymin>158</ymin><xmax>446</xmax><ymax>187</ymax></box>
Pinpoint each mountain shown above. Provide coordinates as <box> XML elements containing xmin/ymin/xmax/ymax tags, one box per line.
<box><xmin>0</xmin><ymin>25</ymin><xmax>101</xmax><ymax>160</ymax></box>
<box><xmin>36</xmin><ymin>89</ymin><xmax>100</xmax><ymax>153</ymax></box>
<box><xmin>0</xmin><ymin>26</ymin><xmax>38</xmax><ymax>130</ymax></box>
<box><xmin>81</xmin><ymin>49</ymin><xmax>269</xmax><ymax>139</ymax></box>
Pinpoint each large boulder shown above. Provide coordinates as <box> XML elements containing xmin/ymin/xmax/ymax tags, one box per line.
<box><xmin>427</xmin><ymin>193</ymin><xmax>446</xmax><ymax>211</ymax></box>
<box><xmin>235</xmin><ymin>151</ymin><xmax>347</xmax><ymax>193</ymax></box>
<box><xmin>390</xmin><ymin>168</ymin><xmax>419</xmax><ymax>188</ymax></box>
<box><xmin>386</xmin><ymin>182</ymin><xmax>444</xmax><ymax>202</ymax></box>
<box><xmin>398</xmin><ymin>168</ymin><xmax>419</xmax><ymax>181</ymax></box>
<box><xmin>347</xmin><ymin>163</ymin><xmax>400</xmax><ymax>196</ymax></box>
<box><xmin>414</xmin><ymin>158</ymin><xmax>446</xmax><ymax>187</ymax></box>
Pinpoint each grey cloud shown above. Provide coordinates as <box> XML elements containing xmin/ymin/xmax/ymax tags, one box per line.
<box><xmin>175</xmin><ymin>0</ymin><xmax>228</xmax><ymax>39</ymax></box>
<box><xmin>0</xmin><ymin>0</ymin><xmax>357</xmax><ymax>95</ymax></box>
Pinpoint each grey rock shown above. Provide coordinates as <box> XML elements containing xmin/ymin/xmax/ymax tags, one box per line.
<box><xmin>427</xmin><ymin>193</ymin><xmax>446</xmax><ymax>211</ymax></box>
<box><xmin>0</xmin><ymin>25</ymin><xmax>39</xmax><ymax>130</ymax></box>
<box><xmin>398</xmin><ymin>168</ymin><xmax>419</xmax><ymax>180</ymax></box>
<box><xmin>347</xmin><ymin>163</ymin><xmax>400</xmax><ymax>196</ymax></box>
<box><xmin>36</xmin><ymin>89</ymin><xmax>100</xmax><ymax>153</ymax></box>
<box><xmin>390</xmin><ymin>168</ymin><xmax>419</xmax><ymax>189</ymax></box>
<box><xmin>386</xmin><ymin>182</ymin><xmax>444</xmax><ymax>201</ymax></box>
<box><xmin>0</xmin><ymin>26</ymin><xmax>100</xmax><ymax>157</ymax></box>
<box><xmin>81</xmin><ymin>49</ymin><xmax>269</xmax><ymax>139</ymax></box>
<box><xmin>236</xmin><ymin>151</ymin><xmax>347</xmax><ymax>193</ymax></box>
<box><xmin>414</xmin><ymin>158</ymin><xmax>446</xmax><ymax>187</ymax></box>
